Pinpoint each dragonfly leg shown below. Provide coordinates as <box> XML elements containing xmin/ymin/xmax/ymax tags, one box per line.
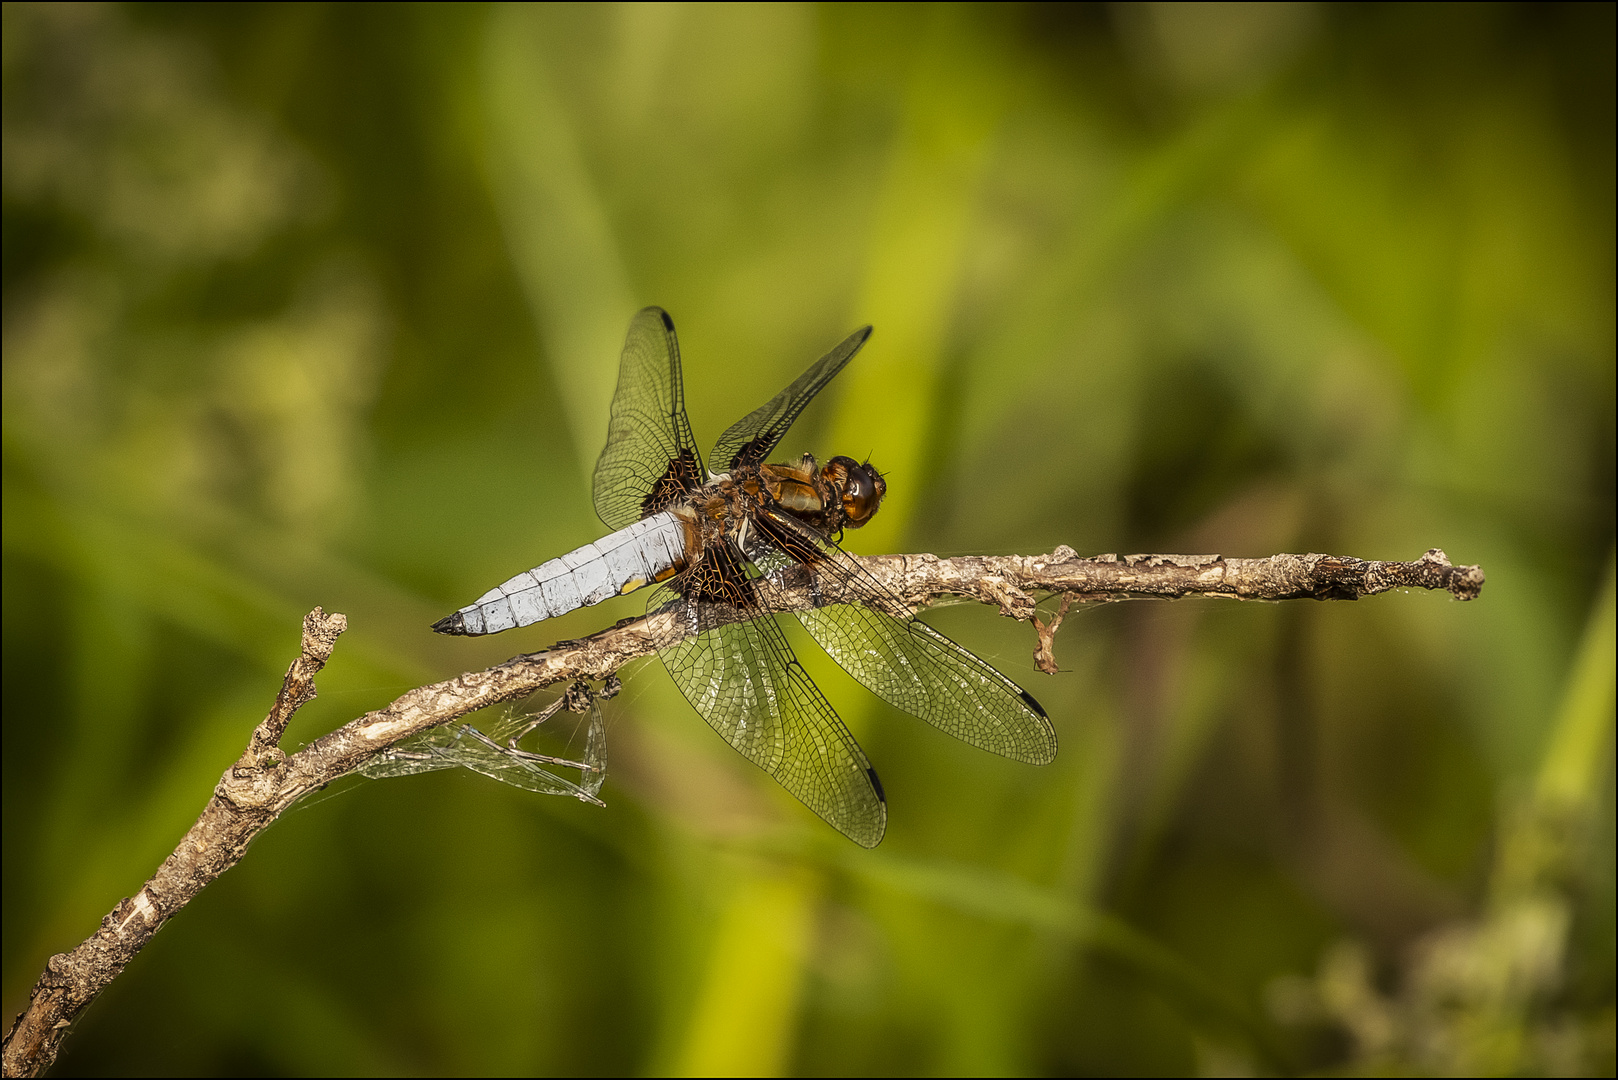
<box><xmin>501</xmin><ymin>696</ymin><xmax>568</xmax><ymax>748</ymax></box>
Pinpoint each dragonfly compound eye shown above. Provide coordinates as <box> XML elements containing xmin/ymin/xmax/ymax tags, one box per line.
<box><xmin>830</xmin><ymin>456</ymin><xmax>884</xmax><ymax>527</ymax></box>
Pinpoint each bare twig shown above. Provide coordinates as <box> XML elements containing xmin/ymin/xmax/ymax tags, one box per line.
<box><xmin>240</xmin><ymin>608</ymin><xmax>346</xmax><ymax>770</ymax></box>
<box><xmin>0</xmin><ymin>546</ymin><xmax>1482</xmax><ymax>1077</ymax></box>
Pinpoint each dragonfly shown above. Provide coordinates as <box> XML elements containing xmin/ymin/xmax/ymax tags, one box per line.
<box><xmin>425</xmin><ymin>307</ymin><xmax>1055</xmax><ymax>846</ymax></box>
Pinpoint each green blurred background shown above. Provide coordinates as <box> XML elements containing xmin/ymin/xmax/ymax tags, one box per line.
<box><xmin>3</xmin><ymin>2</ymin><xmax>1613</xmax><ymax>1075</ymax></box>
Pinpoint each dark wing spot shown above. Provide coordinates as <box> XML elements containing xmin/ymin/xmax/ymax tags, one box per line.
<box><xmin>1019</xmin><ymin>688</ymin><xmax>1048</xmax><ymax>719</ymax></box>
<box><xmin>659</xmin><ymin>309</ymin><xmax>674</xmax><ymax>331</ymax></box>
<box><xmin>867</xmin><ymin>767</ymin><xmax>886</xmax><ymax>803</ymax></box>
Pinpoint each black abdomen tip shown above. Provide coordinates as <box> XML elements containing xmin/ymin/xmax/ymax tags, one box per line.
<box><xmin>431</xmin><ymin>612</ymin><xmax>467</xmax><ymax>635</ymax></box>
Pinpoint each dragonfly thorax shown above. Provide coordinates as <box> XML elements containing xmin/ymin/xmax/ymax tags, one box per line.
<box><xmin>682</xmin><ymin>453</ymin><xmax>885</xmax><ymax>548</ymax></box>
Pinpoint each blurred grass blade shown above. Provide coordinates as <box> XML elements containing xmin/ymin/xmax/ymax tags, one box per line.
<box><xmin>1535</xmin><ymin>549</ymin><xmax>1617</xmax><ymax>813</ymax></box>
<box><xmin>672</xmin><ymin>870</ymin><xmax>818</xmax><ymax>1077</ymax></box>
<box><xmin>482</xmin><ymin>4</ymin><xmax>634</xmax><ymax>477</ymax></box>
<box><xmin>825</xmin><ymin>5</ymin><xmax>1005</xmax><ymax>553</ymax></box>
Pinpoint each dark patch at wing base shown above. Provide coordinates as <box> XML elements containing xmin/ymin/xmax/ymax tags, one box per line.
<box><xmin>641</xmin><ymin>447</ymin><xmax>703</xmax><ymax>519</ymax></box>
<box><xmin>675</xmin><ymin>538</ymin><xmax>757</xmax><ymax>609</ymax></box>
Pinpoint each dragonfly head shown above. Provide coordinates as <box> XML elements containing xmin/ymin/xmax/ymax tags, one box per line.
<box><xmin>823</xmin><ymin>455</ymin><xmax>886</xmax><ymax>528</ymax></box>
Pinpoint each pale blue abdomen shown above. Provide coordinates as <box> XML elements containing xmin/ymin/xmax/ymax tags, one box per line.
<box><xmin>437</xmin><ymin>511</ymin><xmax>687</xmax><ymax>636</ymax></box>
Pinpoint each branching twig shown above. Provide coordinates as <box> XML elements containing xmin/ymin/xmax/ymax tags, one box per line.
<box><xmin>0</xmin><ymin>546</ymin><xmax>1482</xmax><ymax>1078</ymax></box>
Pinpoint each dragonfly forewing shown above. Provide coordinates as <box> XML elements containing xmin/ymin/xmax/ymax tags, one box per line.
<box><xmin>753</xmin><ymin>511</ymin><xmax>1055</xmax><ymax>764</ymax></box>
<box><xmin>797</xmin><ymin>604</ymin><xmax>1056</xmax><ymax>765</ymax></box>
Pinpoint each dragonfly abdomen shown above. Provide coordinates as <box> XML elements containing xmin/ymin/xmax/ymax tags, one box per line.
<box><xmin>432</xmin><ymin>511</ymin><xmax>688</xmax><ymax>636</ymax></box>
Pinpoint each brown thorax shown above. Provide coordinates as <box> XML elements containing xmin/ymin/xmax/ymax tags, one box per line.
<box><xmin>667</xmin><ymin>453</ymin><xmax>885</xmax><ymax>570</ymax></box>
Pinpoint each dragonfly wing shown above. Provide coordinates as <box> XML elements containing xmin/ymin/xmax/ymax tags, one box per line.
<box><xmin>652</xmin><ymin>588</ymin><xmax>887</xmax><ymax>847</ymax></box>
<box><xmin>756</xmin><ymin>511</ymin><xmax>1056</xmax><ymax>765</ymax></box>
<box><xmin>358</xmin><ymin>727</ymin><xmax>459</xmax><ymax>779</ymax></box>
<box><xmin>593</xmin><ymin>307</ymin><xmax>705</xmax><ymax>531</ymax></box>
<box><xmin>579</xmin><ymin>696</ymin><xmax>608</xmax><ymax>799</ymax></box>
<box><xmin>361</xmin><ymin>701</ymin><xmax>608</xmax><ymax>804</ymax></box>
<box><xmin>798</xmin><ymin>604</ymin><xmax>1056</xmax><ymax>765</ymax></box>
<box><xmin>709</xmin><ymin>325</ymin><xmax>871</xmax><ymax>473</ymax></box>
